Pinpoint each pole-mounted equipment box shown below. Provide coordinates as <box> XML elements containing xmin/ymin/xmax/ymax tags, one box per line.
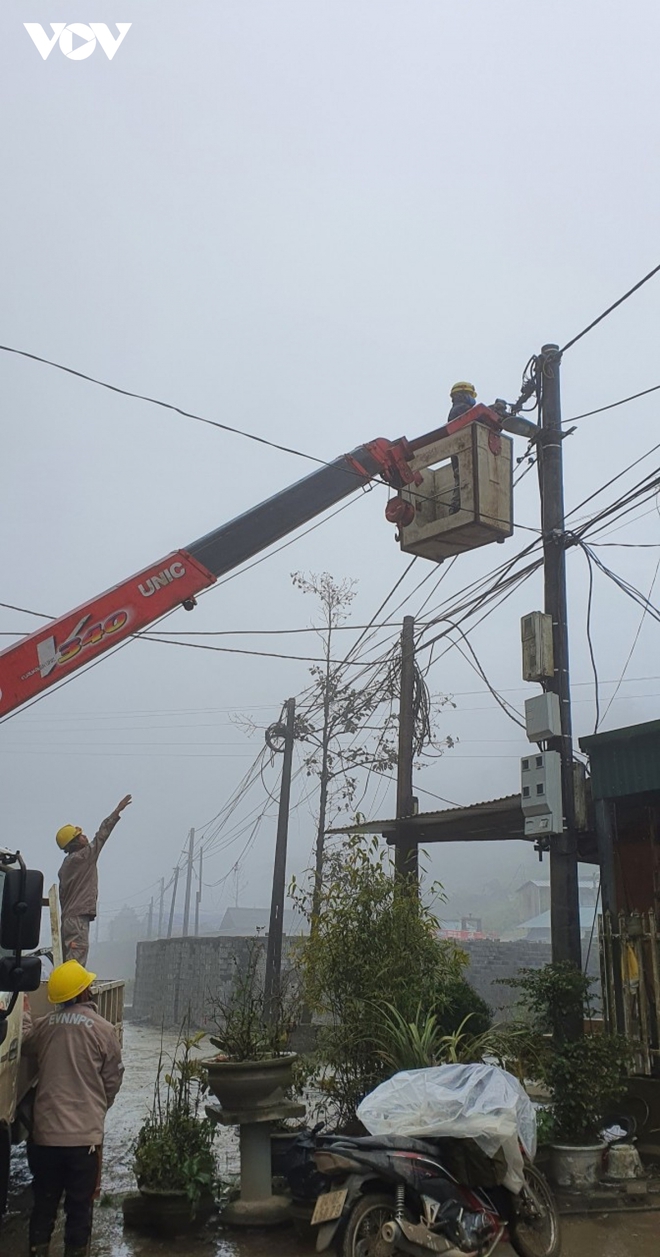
<box><xmin>524</xmin><ymin>692</ymin><xmax>562</xmax><ymax>742</ymax></box>
<box><xmin>521</xmin><ymin>750</ymin><xmax>563</xmax><ymax>837</ymax></box>
<box><xmin>394</xmin><ymin>422</ymin><xmax>513</xmax><ymax>562</ymax></box>
<box><xmin>521</xmin><ymin>611</ymin><xmax>554</xmax><ymax>683</ymax></box>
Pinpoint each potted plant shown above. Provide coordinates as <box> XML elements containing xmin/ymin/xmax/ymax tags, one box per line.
<box><xmin>506</xmin><ymin>964</ymin><xmax>631</xmax><ymax>1190</ymax></box>
<box><xmin>128</xmin><ymin>1032</ymin><xmax>217</xmax><ymax>1233</ymax></box>
<box><xmin>203</xmin><ymin>941</ymin><xmax>299</xmax><ymax>1111</ymax></box>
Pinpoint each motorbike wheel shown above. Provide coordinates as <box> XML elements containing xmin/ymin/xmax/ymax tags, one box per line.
<box><xmin>509</xmin><ymin>1164</ymin><xmax>561</xmax><ymax>1257</ymax></box>
<box><xmin>340</xmin><ymin>1192</ymin><xmax>402</xmax><ymax>1257</ymax></box>
<box><xmin>0</xmin><ymin>1123</ymin><xmax>10</xmax><ymax>1217</ymax></box>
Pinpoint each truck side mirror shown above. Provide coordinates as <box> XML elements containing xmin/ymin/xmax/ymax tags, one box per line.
<box><xmin>0</xmin><ymin>954</ymin><xmax>42</xmax><ymax>992</ymax></box>
<box><xmin>0</xmin><ymin>868</ymin><xmax>44</xmax><ymax>950</ymax></box>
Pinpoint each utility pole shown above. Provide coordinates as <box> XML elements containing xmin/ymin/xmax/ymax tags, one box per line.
<box><xmin>395</xmin><ymin>615</ymin><xmax>418</xmax><ymax>882</ymax></box>
<box><xmin>167</xmin><ymin>865</ymin><xmax>180</xmax><ymax>938</ymax></box>
<box><xmin>147</xmin><ymin>897</ymin><xmax>154</xmax><ymax>940</ymax></box>
<box><xmin>194</xmin><ymin>847</ymin><xmax>203</xmax><ymax>937</ymax></box>
<box><xmin>539</xmin><ymin>344</ymin><xmax>582</xmax><ymax>977</ymax></box>
<box><xmin>157</xmin><ymin>877</ymin><xmax>165</xmax><ymax>939</ymax></box>
<box><xmin>264</xmin><ymin>698</ymin><xmax>296</xmax><ymax>1022</ymax></box>
<box><xmin>182</xmin><ymin>828</ymin><xmax>195</xmax><ymax>937</ymax></box>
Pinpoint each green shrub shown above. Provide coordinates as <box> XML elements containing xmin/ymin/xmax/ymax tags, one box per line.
<box><xmin>290</xmin><ymin>834</ymin><xmax>467</xmax><ymax>1126</ymax></box>
<box><xmin>436</xmin><ymin>977</ymin><xmax>491</xmax><ymax>1037</ymax></box>
<box><xmin>504</xmin><ymin>962</ymin><xmax>632</xmax><ymax>1144</ymax></box>
<box><xmin>133</xmin><ymin>1032</ymin><xmax>217</xmax><ymax>1209</ymax></box>
<box><xmin>547</xmin><ymin>1033</ymin><xmax>631</xmax><ymax>1143</ymax></box>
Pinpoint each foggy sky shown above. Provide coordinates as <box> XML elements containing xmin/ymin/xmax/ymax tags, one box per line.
<box><xmin>2</xmin><ymin>1</ymin><xmax>660</xmax><ymax>932</ymax></box>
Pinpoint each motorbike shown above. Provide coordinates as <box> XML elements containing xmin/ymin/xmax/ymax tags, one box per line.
<box><xmin>282</xmin><ymin>1129</ymin><xmax>561</xmax><ymax>1257</ymax></box>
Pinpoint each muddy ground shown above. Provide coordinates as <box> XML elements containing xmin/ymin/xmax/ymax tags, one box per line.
<box><xmin>2</xmin><ymin>1025</ymin><xmax>658</xmax><ymax>1256</ymax></box>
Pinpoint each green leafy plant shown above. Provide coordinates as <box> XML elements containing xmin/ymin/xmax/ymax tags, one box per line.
<box><xmin>207</xmin><ymin>940</ymin><xmax>300</xmax><ymax>1062</ymax></box>
<box><xmin>502</xmin><ymin>961</ymin><xmax>593</xmax><ymax>1040</ymax></box>
<box><xmin>546</xmin><ymin>1033</ymin><xmax>631</xmax><ymax>1143</ymax></box>
<box><xmin>504</xmin><ymin>962</ymin><xmax>632</xmax><ymax>1143</ymax></box>
<box><xmin>290</xmin><ymin>834</ymin><xmax>468</xmax><ymax>1126</ymax></box>
<box><xmin>372</xmin><ymin>1004</ymin><xmax>545</xmax><ymax>1079</ymax></box>
<box><xmin>133</xmin><ymin>1031</ymin><xmax>217</xmax><ymax>1210</ymax></box>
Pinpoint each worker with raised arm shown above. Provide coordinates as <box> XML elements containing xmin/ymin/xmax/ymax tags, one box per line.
<box><xmin>56</xmin><ymin>795</ymin><xmax>132</xmax><ymax>966</ymax></box>
<box><xmin>22</xmin><ymin>960</ymin><xmax>124</xmax><ymax>1257</ymax></box>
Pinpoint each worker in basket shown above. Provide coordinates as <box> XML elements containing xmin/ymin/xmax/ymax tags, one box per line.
<box><xmin>446</xmin><ymin>382</ymin><xmax>478</xmax><ymax>512</ymax></box>
<box><xmin>448</xmin><ymin>380</ymin><xmax>477</xmax><ymax>423</ymax></box>
<box><xmin>22</xmin><ymin>959</ymin><xmax>124</xmax><ymax>1257</ymax></box>
<box><xmin>56</xmin><ymin>794</ymin><xmax>132</xmax><ymax>966</ymax></box>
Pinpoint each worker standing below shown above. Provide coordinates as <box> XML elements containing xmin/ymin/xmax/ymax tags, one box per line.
<box><xmin>22</xmin><ymin>959</ymin><xmax>124</xmax><ymax>1257</ymax></box>
<box><xmin>56</xmin><ymin>795</ymin><xmax>132</xmax><ymax>966</ymax></box>
<box><xmin>447</xmin><ymin>382</ymin><xmax>477</xmax><ymax>512</ymax></box>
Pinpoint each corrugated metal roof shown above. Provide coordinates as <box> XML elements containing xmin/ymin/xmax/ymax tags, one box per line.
<box><xmin>579</xmin><ymin>718</ymin><xmax>660</xmax><ymax>800</ymax></box>
<box><xmin>330</xmin><ymin>795</ymin><xmax>527</xmax><ymax>843</ymax></box>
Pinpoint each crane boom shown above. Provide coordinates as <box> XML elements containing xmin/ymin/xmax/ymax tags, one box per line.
<box><xmin>0</xmin><ymin>435</ymin><xmax>418</xmax><ymax>720</ymax></box>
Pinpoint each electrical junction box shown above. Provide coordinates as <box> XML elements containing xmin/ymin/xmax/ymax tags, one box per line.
<box><xmin>521</xmin><ymin>612</ymin><xmax>554</xmax><ymax>682</ymax></box>
<box><xmin>524</xmin><ymin>692</ymin><xmax>562</xmax><ymax>742</ymax></box>
<box><xmin>521</xmin><ymin>750</ymin><xmax>563</xmax><ymax>838</ymax></box>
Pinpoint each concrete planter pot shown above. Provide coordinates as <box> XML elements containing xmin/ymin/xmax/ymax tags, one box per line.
<box><xmin>203</xmin><ymin>1053</ymin><xmax>297</xmax><ymax>1110</ymax></box>
<box><xmin>124</xmin><ymin>1187</ymin><xmax>215</xmax><ymax>1235</ymax></box>
<box><xmin>550</xmin><ymin>1141</ymin><xmax>606</xmax><ymax>1190</ymax></box>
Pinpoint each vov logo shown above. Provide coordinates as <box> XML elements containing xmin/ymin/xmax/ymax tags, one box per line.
<box><xmin>24</xmin><ymin>23</ymin><xmax>132</xmax><ymax>61</ymax></box>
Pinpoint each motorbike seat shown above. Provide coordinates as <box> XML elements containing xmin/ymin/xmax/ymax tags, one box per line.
<box><xmin>324</xmin><ymin>1134</ymin><xmax>442</xmax><ymax>1155</ymax></box>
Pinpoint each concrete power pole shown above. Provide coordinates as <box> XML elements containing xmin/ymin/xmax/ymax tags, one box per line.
<box><xmin>539</xmin><ymin>344</ymin><xmax>582</xmax><ymax>975</ymax></box>
<box><xmin>194</xmin><ymin>848</ymin><xmax>203</xmax><ymax>937</ymax></box>
<box><xmin>182</xmin><ymin>828</ymin><xmax>195</xmax><ymax>937</ymax></box>
<box><xmin>166</xmin><ymin>866</ymin><xmax>180</xmax><ymax>938</ymax></box>
<box><xmin>264</xmin><ymin>697</ymin><xmax>296</xmax><ymax>1022</ymax></box>
<box><xmin>157</xmin><ymin>877</ymin><xmax>165</xmax><ymax>939</ymax></box>
<box><xmin>147</xmin><ymin>897</ymin><xmax>154</xmax><ymax>940</ymax></box>
<box><xmin>395</xmin><ymin>615</ymin><xmax>418</xmax><ymax>882</ymax></box>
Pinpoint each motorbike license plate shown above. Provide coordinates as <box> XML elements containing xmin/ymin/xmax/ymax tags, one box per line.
<box><xmin>311</xmin><ymin>1188</ymin><xmax>348</xmax><ymax>1224</ymax></box>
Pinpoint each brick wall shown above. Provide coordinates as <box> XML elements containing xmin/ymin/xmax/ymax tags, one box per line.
<box><xmin>131</xmin><ymin>935</ymin><xmax>599</xmax><ymax>1028</ymax></box>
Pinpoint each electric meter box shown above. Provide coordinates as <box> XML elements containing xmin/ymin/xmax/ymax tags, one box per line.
<box><xmin>524</xmin><ymin>692</ymin><xmax>562</xmax><ymax>742</ymax></box>
<box><xmin>521</xmin><ymin>612</ymin><xmax>554</xmax><ymax>682</ymax></box>
<box><xmin>521</xmin><ymin>749</ymin><xmax>563</xmax><ymax>838</ymax></box>
<box><xmin>397</xmin><ymin>423</ymin><xmax>513</xmax><ymax>562</ymax></box>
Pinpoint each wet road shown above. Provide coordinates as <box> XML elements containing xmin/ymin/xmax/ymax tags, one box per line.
<box><xmin>2</xmin><ymin>1025</ymin><xmax>658</xmax><ymax>1256</ymax></box>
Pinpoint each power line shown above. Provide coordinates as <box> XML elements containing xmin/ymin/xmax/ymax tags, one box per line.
<box><xmin>0</xmin><ymin>342</ymin><xmax>334</xmax><ymax>469</ymax></box>
<box><xmin>601</xmin><ymin>554</ymin><xmax>660</xmax><ymax>724</ymax></box>
<box><xmin>567</xmin><ymin>442</ymin><xmax>660</xmax><ymax>521</ymax></box>
<box><xmin>138</xmin><ymin>633</ymin><xmax>387</xmax><ymax>666</ymax></box>
<box><xmin>582</xmin><ymin>548</ymin><xmax>601</xmax><ymax>734</ymax></box>
<box><xmin>560</xmin><ymin>260</ymin><xmax>660</xmax><ymax>355</ymax></box>
<box><xmin>563</xmin><ymin>383</ymin><xmax>660</xmax><ymax>425</ymax></box>
<box><xmin>0</xmin><ymin>601</ymin><xmax>53</xmax><ymax>619</ymax></box>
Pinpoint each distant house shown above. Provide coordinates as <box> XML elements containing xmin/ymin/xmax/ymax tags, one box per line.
<box><xmin>217</xmin><ymin>907</ymin><xmax>308</xmax><ymax>936</ymax></box>
<box><xmin>515</xmin><ymin>878</ymin><xmax>598</xmax><ymax>925</ymax></box>
<box><xmin>509</xmin><ymin>885</ymin><xmax>600</xmax><ymax>943</ymax></box>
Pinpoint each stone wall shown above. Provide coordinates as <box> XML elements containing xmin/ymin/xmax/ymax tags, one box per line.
<box><xmin>131</xmin><ymin>935</ymin><xmax>262</xmax><ymax>1027</ymax></box>
<box><xmin>461</xmin><ymin>939</ymin><xmax>552</xmax><ymax>1018</ymax></box>
<box><xmin>131</xmin><ymin>934</ymin><xmax>599</xmax><ymax>1028</ymax></box>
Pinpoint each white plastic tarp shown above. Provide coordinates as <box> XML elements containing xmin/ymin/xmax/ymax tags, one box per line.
<box><xmin>356</xmin><ymin>1063</ymin><xmax>537</xmax><ymax>1194</ymax></box>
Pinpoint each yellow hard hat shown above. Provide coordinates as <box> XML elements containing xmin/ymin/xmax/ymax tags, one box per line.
<box><xmin>48</xmin><ymin>960</ymin><xmax>96</xmax><ymax>1005</ymax></box>
<box><xmin>56</xmin><ymin>824</ymin><xmax>82</xmax><ymax>850</ymax></box>
<box><xmin>450</xmin><ymin>381</ymin><xmax>477</xmax><ymax>398</ymax></box>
